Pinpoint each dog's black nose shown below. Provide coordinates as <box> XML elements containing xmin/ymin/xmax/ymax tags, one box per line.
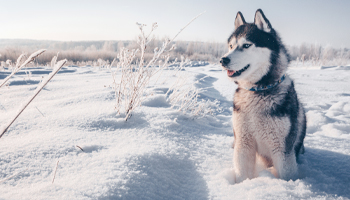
<box><xmin>220</xmin><ymin>57</ymin><xmax>230</xmax><ymax>66</ymax></box>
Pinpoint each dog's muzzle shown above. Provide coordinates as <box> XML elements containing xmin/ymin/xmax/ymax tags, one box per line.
<box><xmin>220</xmin><ymin>57</ymin><xmax>230</xmax><ymax>67</ymax></box>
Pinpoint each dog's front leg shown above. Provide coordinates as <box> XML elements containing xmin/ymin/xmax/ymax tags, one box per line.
<box><xmin>233</xmin><ymin>140</ymin><xmax>256</xmax><ymax>183</ymax></box>
<box><xmin>271</xmin><ymin>152</ymin><xmax>298</xmax><ymax>180</ymax></box>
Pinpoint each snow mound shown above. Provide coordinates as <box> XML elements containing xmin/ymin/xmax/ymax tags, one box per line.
<box><xmin>320</xmin><ymin>65</ymin><xmax>350</xmax><ymax>70</ymax></box>
<box><xmin>335</xmin><ymin>66</ymin><xmax>350</xmax><ymax>70</ymax></box>
<box><xmin>142</xmin><ymin>94</ymin><xmax>170</xmax><ymax>108</ymax></box>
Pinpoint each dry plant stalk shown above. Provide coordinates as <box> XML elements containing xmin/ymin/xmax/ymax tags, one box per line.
<box><xmin>15</xmin><ymin>53</ymin><xmax>27</xmax><ymax>68</ymax></box>
<box><xmin>76</xmin><ymin>145</ymin><xmax>85</xmax><ymax>152</ymax></box>
<box><xmin>52</xmin><ymin>160</ymin><xmax>59</xmax><ymax>184</ymax></box>
<box><xmin>0</xmin><ymin>49</ymin><xmax>46</xmax><ymax>88</ymax></box>
<box><xmin>51</xmin><ymin>52</ymin><xmax>59</xmax><ymax>68</ymax></box>
<box><xmin>110</xmin><ymin>12</ymin><xmax>204</xmax><ymax>121</ymax></box>
<box><xmin>0</xmin><ymin>167</ymin><xmax>28</xmax><ymax>184</ymax></box>
<box><xmin>0</xmin><ymin>59</ymin><xmax>67</xmax><ymax>139</ymax></box>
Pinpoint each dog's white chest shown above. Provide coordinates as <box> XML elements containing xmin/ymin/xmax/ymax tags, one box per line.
<box><xmin>232</xmin><ymin>93</ymin><xmax>291</xmax><ymax>155</ymax></box>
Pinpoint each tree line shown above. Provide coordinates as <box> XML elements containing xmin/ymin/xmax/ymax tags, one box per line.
<box><xmin>0</xmin><ymin>39</ymin><xmax>349</xmax><ymax>66</ymax></box>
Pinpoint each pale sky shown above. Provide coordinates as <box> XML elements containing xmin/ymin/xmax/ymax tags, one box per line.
<box><xmin>1</xmin><ymin>0</ymin><xmax>350</xmax><ymax>48</ymax></box>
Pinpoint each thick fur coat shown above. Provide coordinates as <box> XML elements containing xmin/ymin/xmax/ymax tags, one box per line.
<box><xmin>220</xmin><ymin>9</ymin><xmax>306</xmax><ymax>183</ymax></box>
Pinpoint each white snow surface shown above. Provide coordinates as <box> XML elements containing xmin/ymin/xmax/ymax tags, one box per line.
<box><xmin>0</xmin><ymin>64</ymin><xmax>349</xmax><ymax>199</ymax></box>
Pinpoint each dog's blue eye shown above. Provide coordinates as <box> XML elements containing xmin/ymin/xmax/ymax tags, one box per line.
<box><xmin>243</xmin><ymin>44</ymin><xmax>252</xmax><ymax>49</ymax></box>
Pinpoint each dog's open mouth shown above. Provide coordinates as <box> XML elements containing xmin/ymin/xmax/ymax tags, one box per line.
<box><xmin>227</xmin><ymin>64</ymin><xmax>250</xmax><ymax>77</ymax></box>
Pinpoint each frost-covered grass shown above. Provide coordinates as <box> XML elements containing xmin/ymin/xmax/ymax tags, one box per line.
<box><xmin>0</xmin><ymin>59</ymin><xmax>67</xmax><ymax>138</ymax></box>
<box><xmin>110</xmin><ymin>22</ymin><xmax>178</xmax><ymax>120</ymax></box>
<box><xmin>0</xmin><ymin>49</ymin><xmax>46</xmax><ymax>88</ymax></box>
<box><xmin>0</xmin><ymin>50</ymin><xmax>67</xmax><ymax>138</ymax></box>
<box><xmin>0</xmin><ymin>64</ymin><xmax>349</xmax><ymax>199</ymax></box>
<box><xmin>109</xmin><ymin>15</ymin><xmax>207</xmax><ymax>121</ymax></box>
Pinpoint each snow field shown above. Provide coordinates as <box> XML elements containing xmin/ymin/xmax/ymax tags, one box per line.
<box><xmin>0</xmin><ymin>64</ymin><xmax>349</xmax><ymax>199</ymax></box>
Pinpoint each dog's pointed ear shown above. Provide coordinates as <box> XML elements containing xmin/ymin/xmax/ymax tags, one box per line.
<box><xmin>254</xmin><ymin>9</ymin><xmax>272</xmax><ymax>32</ymax></box>
<box><xmin>235</xmin><ymin>11</ymin><xmax>246</xmax><ymax>30</ymax></box>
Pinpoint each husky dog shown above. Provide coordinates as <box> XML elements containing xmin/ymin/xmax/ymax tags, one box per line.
<box><xmin>220</xmin><ymin>9</ymin><xmax>306</xmax><ymax>183</ymax></box>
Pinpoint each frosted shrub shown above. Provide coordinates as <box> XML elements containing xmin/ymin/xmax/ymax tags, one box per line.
<box><xmin>110</xmin><ymin>22</ymin><xmax>176</xmax><ymax>120</ymax></box>
<box><xmin>288</xmin><ymin>44</ymin><xmax>350</xmax><ymax>67</ymax></box>
<box><xmin>0</xmin><ymin>61</ymin><xmax>6</xmax><ymax>70</ymax></box>
<box><xmin>109</xmin><ymin>13</ymin><xmax>204</xmax><ymax>121</ymax></box>
<box><xmin>6</xmin><ymin>60</ymin><xmax>13</xmax><ymax>69</ymax></box>
<box><xmin>166</xmin><ymin>73</ymin><xmax>222</xmax><ymax>117</ymax></box>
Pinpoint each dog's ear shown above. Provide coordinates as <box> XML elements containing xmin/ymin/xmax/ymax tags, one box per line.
<box><xmin>235</xmin><ymin>11</ymin><xmax>246</xmax><ymax>30</ymax></box>
<box><xmin>254</xmin><ymin>9</ymin><xmax>272</xmax><ymax>32</ymax></box>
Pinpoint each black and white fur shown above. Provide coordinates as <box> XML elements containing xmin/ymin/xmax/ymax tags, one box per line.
<box><xmin>220</xmin><ymin>9</ymin><xmax>306</xmax><ymax>183</ymax></box>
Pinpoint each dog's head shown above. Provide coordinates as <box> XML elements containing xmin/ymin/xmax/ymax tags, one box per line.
<box><xmin>220</xmin><ymin>9</ymin><xmax>282</xmax><ymax>84</ymax></box>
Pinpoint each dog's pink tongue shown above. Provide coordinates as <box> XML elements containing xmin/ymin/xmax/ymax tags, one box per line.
<box><xmin>227</xmin><ymin>70</ymin><xmax>235</xmax><ymax>76</ymax></box>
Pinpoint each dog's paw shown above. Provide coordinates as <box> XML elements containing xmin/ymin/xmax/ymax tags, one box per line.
<box><xmin>222</xmin><ymin>169</ymin><xmax>236</xmax><ymax>184</ymax></box>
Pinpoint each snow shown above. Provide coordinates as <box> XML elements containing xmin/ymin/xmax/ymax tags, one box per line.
<box><xmin>0</xmin><ymin>64</ymin><xmax>349</xmax><ymax>199</ymax></box>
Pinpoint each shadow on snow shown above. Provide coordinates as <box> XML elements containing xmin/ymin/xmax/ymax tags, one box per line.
<box><xmin>194</xmin><ymin>73</ymin><xmax>232</xmax><ymax>116</ymax></box>
<box><xmin>99</xmin><ymin>153</ymin><xmax>209</xmax><ymax>200</ymax></box>
<box><xmin>300</xmin><ymin>148</ymin><xmax>350</xmax><ymax>198</ymax></box>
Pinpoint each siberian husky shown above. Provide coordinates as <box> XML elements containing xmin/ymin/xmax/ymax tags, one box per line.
<box><xmin>220</xmin><ymin>9</ymin><xmax>306</xmax><ymax>183</ymax></box>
